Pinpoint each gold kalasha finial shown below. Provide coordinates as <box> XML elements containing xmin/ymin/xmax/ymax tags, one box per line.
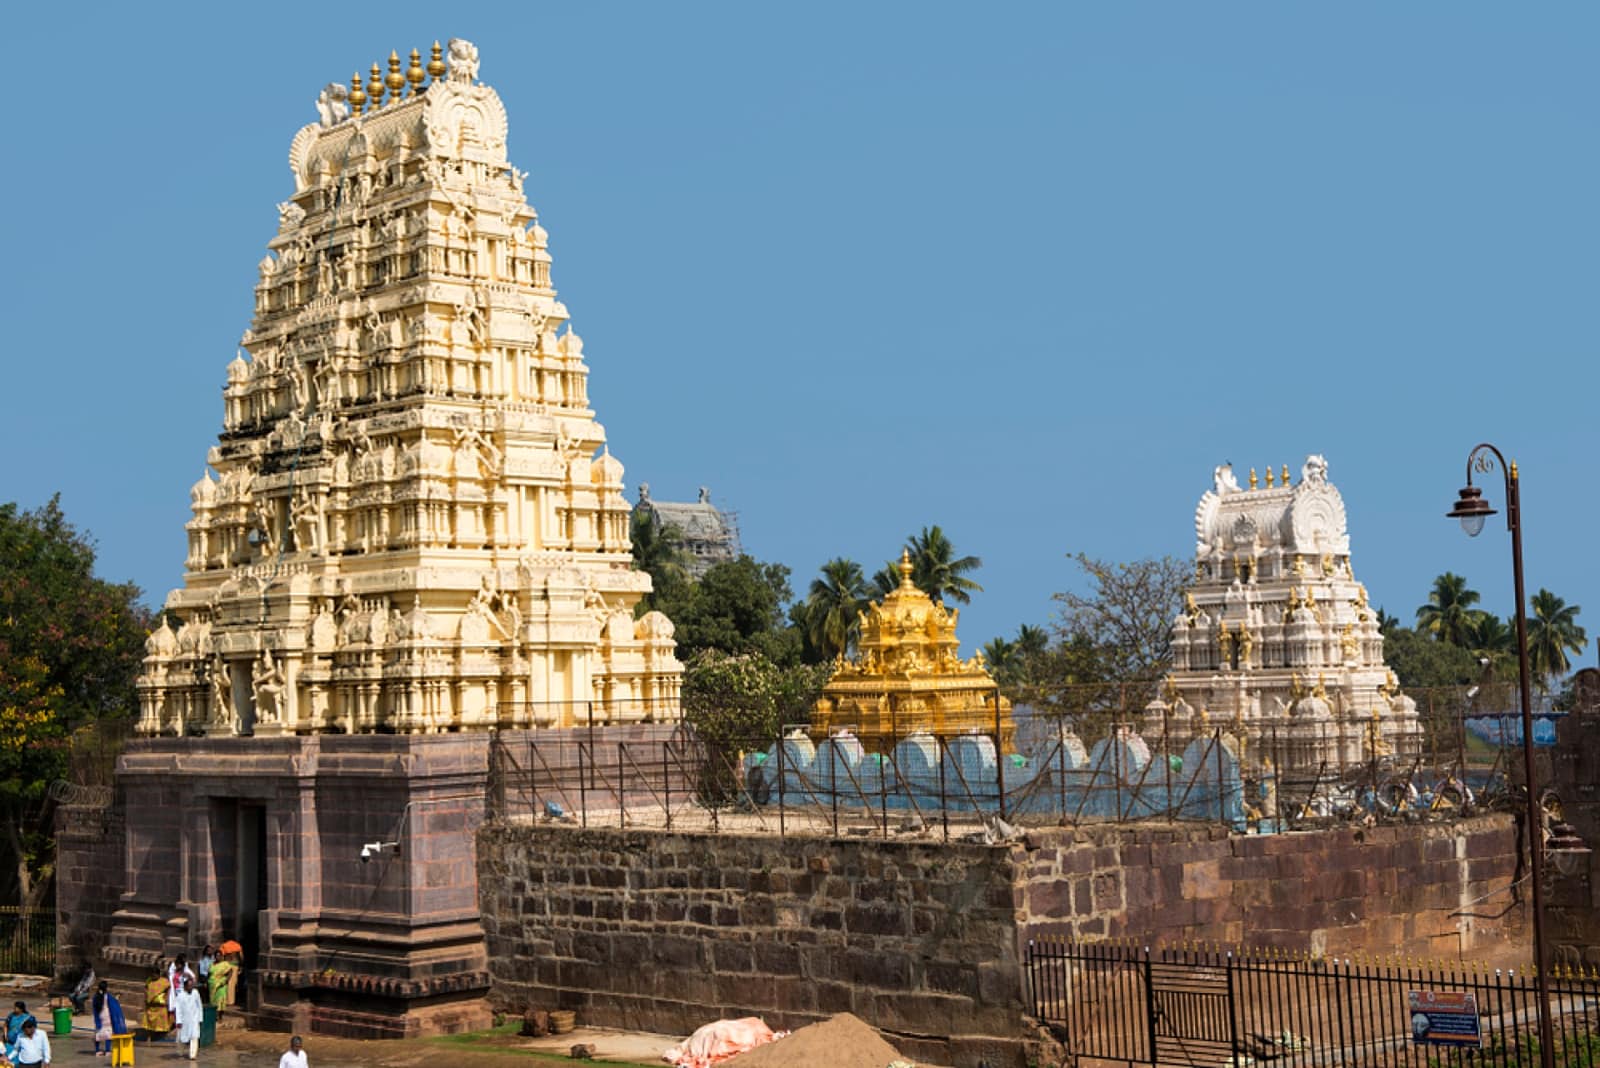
<box><xmin>428</xmin><ymin>41</ymin><xmax>446</xmax><ymax>82</ymax></box>
<box><xmin>897</xmin><ymin>549</ymin><xmax>915</xmax><ymax>588</ymax></box>
<box><xmin>368</xmin><ymin>63</ymin><xmax>384</xmax><ymax>108</ymax></box>
<box><xmin>386</xmin><ymin>51</ymin><xmax>406</xmax><ymax>100</ymax></box>
<box><xmin>349</xmin><ymin>72</ymin><xmax>366</xmax><ymax>114</ymax></box>
<box><xmin>1249</xmin><ymin>468</ymin><xmax>1258</xmax><ymax>489</ymax></box>
<box><xmin>1265</xmin><ymin>466</ymin><xmax>1275</xmax><ymax>488</ymax></box>
<box><xmin>1281</xmin><ymin>464</ymin><xmax>1290</xmax><ymax>485</ymax></box>
<box><xmin>407</xmin><ymin>48</ymin><xmax>425</xmax><ymax>94</ymax></box>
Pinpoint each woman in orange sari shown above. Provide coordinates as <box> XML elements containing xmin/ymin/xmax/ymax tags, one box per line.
<box><xmin>140</xmin><ymin>959</ymin><xmax>171</xmax><ymax>1035</ymax></box>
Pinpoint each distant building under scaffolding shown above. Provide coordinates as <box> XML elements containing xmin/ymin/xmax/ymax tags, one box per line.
<box><xmin>635</xmin><ymin>484</ymin><xmax>742</xmax><ymax>578</ymax></box>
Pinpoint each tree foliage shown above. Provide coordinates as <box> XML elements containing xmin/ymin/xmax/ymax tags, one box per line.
<box><xmin>629</xmin><ymin>510</ymin><xmax>690</xmax><ymax>615</ymax></box>
<box><xmin>1051</xmin><ymin>552</ymin><xmax>1190</xmax><ymax>683</ymax></box>
<box><xmin>0</xmin><ymin>496</ymin><xmax>148</xmax><ymax>906</ymax></box>
<box><xmin>658</xmin><ymin>556</ymin><xmax>800</xmax><ymax>665</ymax></box>
<box><xmin>1415</xmin><ymin>572</ymin><xmax>1482</xmax><ymax>646</ymax></box>
<box><xmin>680</xmin><ymin>650</ymin><xmax>828</xmax><ymax>749</ymax></box>
<box><xmin>906</xmin><ymin>525</ymin><xmax>983</xmax><ymax>606</ymax></box>
<box><xmin>801</xmin><ymin>557</ymin><xmax>870</xmax><ymax>663</ymax></box>
<box><xmin>1528</xmin><ymin>589</ymin><xmax>1588</xmax><ymax>690</ymax></box>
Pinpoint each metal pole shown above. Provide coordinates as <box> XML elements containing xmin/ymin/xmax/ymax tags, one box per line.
<box><xmin>1507</xmin><ymin>462</ymin><xmax>1554</xmax><ymax>1068</ymax></box>
<box><xmin>994</xmin><ymin>688</ymin><xmax>1007</xmax><ymax>819</ymax></box>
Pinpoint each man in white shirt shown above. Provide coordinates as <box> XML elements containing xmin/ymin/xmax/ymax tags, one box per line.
<box><xmin>12</xmin><ymin>1017</ymin><xmax>49</xmax><ymax>1066</ymax></box>
<box><xmin>278</xmin><ymin>1034</ymin><xmax>308</xmax><ymax>1068</ymax></box>
<box><xmin>172</xmin><ymin>977</ymin><xmax>204</xmax><ymax>1061</ymax></box>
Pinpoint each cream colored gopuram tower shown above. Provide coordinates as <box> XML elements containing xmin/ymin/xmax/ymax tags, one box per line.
<box><xmin>137</xmin><ymin>40</ymin><xmax>681</xmax><ymax>736</ymax></box>
<box><xmin>1144</xmin><ymin>455</ymin><xmax>1422</xmax><ymax>772</ymax></box>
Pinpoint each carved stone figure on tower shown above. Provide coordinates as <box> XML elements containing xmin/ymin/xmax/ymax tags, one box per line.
<box><xmin>137</xmin><ymin>39</ymin><xmax>681</xmax><ymax>739</ymax></box>
<box><xmin>1170</xmin><ymin>454</ymin><xmax>1420</xmax><ymax>773</ymax></box>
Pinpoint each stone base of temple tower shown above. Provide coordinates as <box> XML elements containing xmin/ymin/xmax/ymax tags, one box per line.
<box><xmin>99</xmin><ymin>734</ymin><xmax>496</xmax><ymax>1038</ymax></box>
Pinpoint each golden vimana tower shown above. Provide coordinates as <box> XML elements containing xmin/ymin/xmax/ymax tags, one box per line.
<box><xmin>137</xmin><ymin>40</ymin><xmax>682</xmax><ymax>736</ymax></box>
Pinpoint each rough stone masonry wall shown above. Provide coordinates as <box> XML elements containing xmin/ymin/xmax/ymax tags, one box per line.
<box><xmin>54</xmin><ymin>799</ymin><xmax>127</xmax><ymax>979</ymax></box>
<box><xmin>479</xmin><ymin>816</ymin><xmax>1526</xmax><ymax>1068</ymax></box>
<box><xmin>1015</xmin><ymin>815</ymin><xmax>1526</xmax><ymax>958</ymax></box>
<box><xmin>477</xmin><ymin>825</ymin><xmax>1032</xmax><ymax>1068</ymax></box>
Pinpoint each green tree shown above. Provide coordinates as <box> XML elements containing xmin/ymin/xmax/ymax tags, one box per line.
<box><xmin>1051</xmin><ymin>553</ymin><xmax>1190</xmax><ymax>683</ymax></box>
<box><xmin>1527</xmin><ymin>589</ymin><xmax>1588</xmax><ymax>690</ymax></box>
<box><xmin>0</xmin><ymin>497</ymin><xmax>148</xmax><ymax>907</ymax></box>
<box><xmin>679</xmin><ymin>650</ymin><xmax>829</xmax><ymax>801</ymax></box>
<box><xmin>1382</xmin><ymin>625</ymin><xmax>1481</xmax><ymax>690</ymax></box>
<box><xmin>867</xmin><ymin>560</ymin><xmax>902</xmax><ymax>603</ymax></box>
<box><xmin>1415</xmin><ymin>572</ymin><xmax>1482</xmax><ymax>646</ymax></box>
<box><xmin>630</xmin><ymin>510</ymin><xmax>690</xmax><ymax>615</ymax></box>
<box><xmin>1465</xmin><ymin>612</ymin><xmax>1516</xmax><ymax>677</ymax></box>
<box><xmin>906</xmin><ymin>526</ymin><xmax>983</xmax><ymax>605</ymax></box>
<box><xmin>1375</xmin><ymin>607</ymin><xmax>1402</xmax><ymax>636</ymax></box>
<box><xmin>668</xmin><ymin>557</ymin><xmax>800</xmax><ymax>665</ymax></box>
<box><xmin>981</xmin><ymin>637</ymin><xmax>1017</xmax><ymax>684</ymax></box>
<box><xmin>801</xmin><ymin>558</ymin><xmax>870</xmax><ymax>662</ymax></box>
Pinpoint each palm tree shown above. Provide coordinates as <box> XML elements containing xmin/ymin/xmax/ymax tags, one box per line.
<box><xmin>630</xmin><ymin>511</ymin><xmax>688</xmax><ymax>610</ymax></box>
<box><xmin>906</xmin><ymin>526</ymin><xmax>984</xmax><ymax>606</ymax></box>
<box><xmin>1527</xmin><ymin>589</ymin><xmax>1588</xmax><ymax>690</ymax></box>
<box><xmin>1465</xmin><ymin>612</ymin><xmax>1515</xmax><ymax>677</ymax></box>
<box><xmin>803</xmin><ymin>558</ymin><xmax>871</xmax><ymax>661</ymax></box>
<box><xmin>1375</xmin><ymin>607</ymin><xmax>1402</xmax><ymax>636</ymax></box>
<box><xmin>868</xmin><ymin>560</ymin><xmax>903</xmax><ymax>602</ymax></box>
<box><xmin>1014</xmin><ymin>624</ymin><xmax>1049</xmax><ymax>659</ymax></box>
<box><xmin>1415</xmin><ymin>572</ymin><xmax>1481</xmax><ymax>646</ymax></box>
<box><xmin>981</xmin><ymin>637</ymin><xmax>1017</xmax><ymax>683</ymax></box>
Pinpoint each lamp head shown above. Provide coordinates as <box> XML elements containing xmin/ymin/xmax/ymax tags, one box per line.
<box><xmin>1446</xmin><ymin>484</ymin><xmax>1495</xmax><ymax>538</ymax></box>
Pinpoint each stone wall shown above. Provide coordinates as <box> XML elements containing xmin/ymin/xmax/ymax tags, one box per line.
<box><xmin>479</xmin><ymin>816</ymin><xmax>1525</xmax><ymax>1068</ymax></box>
<box><xmin>54</xmin><ymin>798</ymin><xmax>127</xmax><ymax>979</ymax></box>
<box><xmin>477</xmin><ymin>826</ymin><xmax>1033</xmax><ymax>1068</ymax></box>
<box><xmin>1016</xmin><ymin>816</ymin><xmax>1526</xmax><ymax>958</ymax></box>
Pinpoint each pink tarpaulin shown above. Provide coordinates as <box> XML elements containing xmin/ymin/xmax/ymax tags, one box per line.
<box><xmin>664</xmin><ymin>1017</ymin><xmax>784</xmax><ymax>1068</ymax></box>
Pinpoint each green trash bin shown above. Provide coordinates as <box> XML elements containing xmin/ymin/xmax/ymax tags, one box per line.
<box><xmin>52</xmin><ymin>1004</ymin><xmax>72</xmax><ymax>1035</ymax></box>
<box><xmin>200</xmin><ymin>1004</ymin><xmax>217</xmax><ymax>1048</ymax></box>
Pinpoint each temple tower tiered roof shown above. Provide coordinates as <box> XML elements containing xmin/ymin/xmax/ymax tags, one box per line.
<box><xmin>137</xmin><ymin>39</ymin><xmax>682</xmax><ymax>736</ymax></box>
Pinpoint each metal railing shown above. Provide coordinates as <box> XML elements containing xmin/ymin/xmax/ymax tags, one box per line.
<box><xmin>485</xmin><ymin>693</ymin><xmax>1535</xmax><ymax>839</ymax></box>
<box><xmin>1028</xmin><ymin>939</ymin><xmax>1600</xmax><ymax>1068</ymax></box>
<box><xmin>0</xmin><ymin>907</ymin><xmax>56</xmax><ymax>977</ymax></box>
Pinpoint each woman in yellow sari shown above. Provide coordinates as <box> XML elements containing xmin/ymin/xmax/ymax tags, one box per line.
<box><xmin>141</xmin><ymin>960</ymin><xmax>171</xmax><ymax>1034</ymax></box>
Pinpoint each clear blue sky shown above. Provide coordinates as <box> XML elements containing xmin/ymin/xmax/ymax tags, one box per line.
<box><xmin>3</xmin><ymin>3</ymin><xmax>1596</xmax><ymax>660</ymax></box>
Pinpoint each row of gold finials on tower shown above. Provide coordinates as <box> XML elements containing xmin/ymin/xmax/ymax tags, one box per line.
<box><xmin>1249</xmin><ymin>465</ymin><xmax>1293</xmax><ymax>489</ymax></box>
<box><xmin>346</xmin><ymin>43</ymin><xmax>450</xmax><ymax>114</ymax></box>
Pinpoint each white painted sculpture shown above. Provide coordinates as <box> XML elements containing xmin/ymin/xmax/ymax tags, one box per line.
<box><xmin>138</xmin><ymin>41</ymin><xmax>683</xmax><ymax>736</ymax></box>
<box><xmin>1147</xmin><ymin>456</ymin><xmax>1422</xmax><ymax>772</ymax></box>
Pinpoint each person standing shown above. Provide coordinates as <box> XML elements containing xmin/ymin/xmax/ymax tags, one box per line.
<box><xmin>171</xmin><ymin>978</ymin><xmax>203</xmax><ymax>1062</ymax></box>
<box><xmin>91</xmin><ymin>981</ymin><xmax>126</xmax><ymax>1058</ymax></box>
<box><xmin>197</xmin><ymin>946</ymin><xmax>215</xmax><ymax>986</ymax></box>
<box><xmin>5</xmin><ymin>1003</ymin><xmax>35</xmax><ymax>1054</ymax></box>
<box><xmin>141</xmin><ymin>962</ymin><xmax>171</xmax><ymax>1035</ymax></box>
<box><xmin>167</xmin><ymin>956</ymin><xmax>195</xmax><ymax>1014</ymax></box>
<box><xmin>206</xmin><ymin>954</ymin><xmax>236</xmax><ymax>1019</ymax></box>
<box><xmin>10</xmin><ymin>1018</ymin><xmax>48</xmax><ymax>1067</ymax></box>
<box><xmin>277</xmin><ymin>1035</ymin><xmax>307</xmax><ymax>1068</ymax></box>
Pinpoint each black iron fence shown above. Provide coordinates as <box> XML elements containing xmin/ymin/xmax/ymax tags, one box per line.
<box><xmin>1027</xmin><ymin>939</ymin><xmax>1600</xmax><ymax>1068</ymax></box>
<box><xmin>0</xmin><ymin>907</ymin><xmax>56</xmax><ymax>976</ymax></box>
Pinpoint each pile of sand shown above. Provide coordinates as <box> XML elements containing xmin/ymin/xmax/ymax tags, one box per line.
<box><xmin>720</xmin><ymin>1012</ymin><xmax>909</xmax><ymax>1068</ymax></box>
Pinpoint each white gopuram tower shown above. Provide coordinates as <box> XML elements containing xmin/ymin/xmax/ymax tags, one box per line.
<box><xmin>1145</xmin><ymin>455</ymin><xmax>1423</xmax><ymax>773</ymax></box>
<box><xmin>137</xmin><ymin>40</ymin><xmax>682</xmax><ymax>736</ymax></box>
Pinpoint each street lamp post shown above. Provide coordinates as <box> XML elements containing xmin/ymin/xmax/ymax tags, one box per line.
<box><xmin>1446</xmin><ymin>442</ymin><xmax>1553</xmax><ymax>1068</ymax></box>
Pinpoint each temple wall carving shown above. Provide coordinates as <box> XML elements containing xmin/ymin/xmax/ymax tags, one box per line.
<box><xmin>1147</xmin><ymin>456</ymin><xmax>1422</xmax><ymax>773</ymax></box>
<box><xmin>137</xmin><ymin>41</ymin><xmax>681</xmax><ymax>737</ymax></box>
